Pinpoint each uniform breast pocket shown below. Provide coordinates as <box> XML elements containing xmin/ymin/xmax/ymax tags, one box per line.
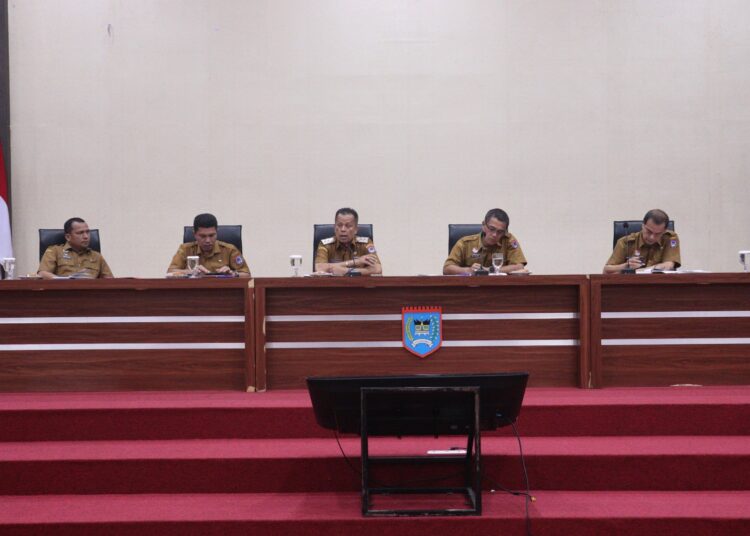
<box><xmin>81</xmin><ymin>260</ymin><xmax>100</xmax><ymax>273</ymax></box>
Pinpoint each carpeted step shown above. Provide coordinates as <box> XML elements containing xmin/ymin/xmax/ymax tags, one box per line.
<box><xmin>2</xmin><ymin>435</ymin><xmax>749</xmax><ymax>494</ymax></box>
<box><xmin>1</xmin><ymin>491</ymin><xmax>748</xmax><ymax>536</ymax></box>
<box><xmin>1</xmin><ymin>386</ymin><xmax>749</xmax><ymax>441</ymax></box>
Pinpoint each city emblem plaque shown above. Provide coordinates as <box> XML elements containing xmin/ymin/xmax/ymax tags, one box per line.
<box><xmin>402</xmin><ymin>306</ymin><xmax>443</xmax><ymax>358</ymax></box>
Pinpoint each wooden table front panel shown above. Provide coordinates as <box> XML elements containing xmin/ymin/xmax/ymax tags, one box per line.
<box><xmin>0</xmin><ymin>279</ymin><xmax>251</xmax><ymax>392</ymax></box>
<box><xmin>255</xmin><ymin>276</ymin><xmax>588</xmax><ymax>390</ymax></box>
<box><xmin>591</xmin><ymin>274</ymin><xmax>750</xmax><ymax>387</ymax></box>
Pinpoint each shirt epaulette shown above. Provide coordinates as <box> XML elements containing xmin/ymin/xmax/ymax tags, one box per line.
<box><xmin>356</xmin><ymin>236</ymin><xmax>369</xmax><ymax>243</ymax></box>
<box><xmin>321</xmin><ymin>237</ymin><xmax>335</xmax><ymax>245</ymax></box>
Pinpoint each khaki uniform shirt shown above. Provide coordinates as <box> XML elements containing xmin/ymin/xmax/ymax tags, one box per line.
<box><xmin>315</xmin><ymin>236</ymin><xmax>381</xmax><ymax>267</ymax></box>
<box><xmin>168</xmin><ymin>241</ymin><xmax>250</xmax><ymax>274</ymax></box>
<box><xmin>607</xmin><ymin>230</ymin><xmax>681</xmax><ymax>268</ymax></box>
<box><xmin>443</xmin><ymin>232</ymin><xmax>527</xmax><ymax>270</ymax></box>
<box><xmin>38</xmin><ymin>243</ymin><xmax>113</xmax><ymax>278</ymax></box>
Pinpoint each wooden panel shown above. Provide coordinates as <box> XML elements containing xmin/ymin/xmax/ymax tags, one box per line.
<box><xmin>266</xmin><ymin>319</ymin><xmax>579</xmax><ymax>342</ymax></box>
<box><xmin>244</xmin><ymin>285</ymin><xmax>255</xmax><ymax>392</ymax></box>
<box><xmin>0</xmin><ymin>279</ymin><xmax>250</xmax><ymax>392</ymax></box>
<box><xmin>602</xmin><ymin>318</ymin><xmax>750</xmax><ymax>339</ymax></box>
<box><xmin>266</xmin><ymin>347</ymin><xmax>578</xmax><ymax>389</ymax></box>
<box><xmin>602</xmin><ymin>345</ymin><xmax>750</xmax><ymax>387</ymax></box>
<box><xmin>253</xmin><ymin>286</ymin><xmax>267</xmax><ymax>392</ymax></box>
<box><xmin>257</xmin><ymin>276</ymin><xmax>587</xmax><ymax>390</ymax></box>
<box><xmin>601</xmin><ymin>284</ymin><xmax>750</xmax><ymax>312</ymax></box>
<box><xmin>0</xmin><ymin>350</ymin><xmax>246</xmax><ymax>391</ymax></box>
<box><xmin>265</xmin><ymin>285</ymin><xmax>579</xmax><ymax>315</ymax></box>
<box><xmin>0</xmin><ymin>288</ymin><xmax>244</xmax><ymax>317</ymax></box>
<box><xmin>591</xmin><ymin>274</ymin><xmax>750</xmax><ymax>388</ymax></box>
<box><xmin>577</xmin><ymin>276</ymin><xmax>592</xmax><ymax>388</ymax></box>
<box><xmin>589</xmin><ymin>279</ymin><xmax>603</xmax><ymax>388</ymax></box>
<box><xmin>0</xmin><ymin>323</ymin><xmax>244</xmax><ymax>344</ymax></box>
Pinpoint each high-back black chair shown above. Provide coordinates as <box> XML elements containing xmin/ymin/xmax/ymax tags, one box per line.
<box><xmin>448</xmin><ymin>224</ymin><xmax>482</xmax><ymax>253</ymax></box>
<box><xmin>312</xmin><ymin>224</ymin><xmax>373</xmax><ymax>271</ymax></box>
<box><xmin>613</xmin><ymin>220</ymin><xmax>675</xmax><ymax>248</ymax></box>
<box><xmin>183</xmin><ymin>225</ymin><xmax>243</xmax><ymax>253</ymax></box>
<box><xmin>38</xmin><ymin>229</ymin><xmax>102</xmax><ymax>260</ymax></box>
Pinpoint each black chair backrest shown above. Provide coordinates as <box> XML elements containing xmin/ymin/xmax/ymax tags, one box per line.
<box><xmin>39</xmin><ymin>229</ymin><xmax>101</xmax><ymax>260</ymax></box>
<box><xmin>183</xmin><ymin>225</ymin><xmax>243</xmax><ymax>253</ymax></box>
<box><xmin>312</xmin><ymin>224</ymin><xmax>373</xmax><ymax>271</ymax></box>
<box><xmin>613</xmin><ymin>220</ymin><xmax>675</xmax><ymax>248</ymax></box>
<box><xmin>448</xmin><ymin>224</ymin><xmax>482</xmax><ymax>253</ymax></box>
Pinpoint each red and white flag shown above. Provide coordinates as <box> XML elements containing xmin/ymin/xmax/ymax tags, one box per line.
<box><xmin>0</xmin><ymin>141</ymin><xmax>12</xmax><ymax>258</ymax></box>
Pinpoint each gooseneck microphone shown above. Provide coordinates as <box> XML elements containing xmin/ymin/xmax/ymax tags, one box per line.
<box><xmin>621</xmin><ymin>221</ymin><xmax>635</xmax><ymax>274</ymax></box>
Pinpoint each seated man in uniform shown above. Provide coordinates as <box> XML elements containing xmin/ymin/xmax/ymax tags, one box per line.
<box><xmin>38</xmin><ymin>217</ymin><xmax>113</xmax><ymax>279</ymax></box>
<box><xmin>603</xmin><ymin>209</ymin><xmax>681</xmax><ymax>274</ymax></box>
<box><xmin>167</xmin><ymin>213</ymin><xmax>251</xmax><ymax>277</ymax></box>
<box><xmin>443</xmin><ymin>208</ymin><xmax>527</xmax><ymax>275</ymax></box>
<box><xmin>315</xmin><ymin>207</ymin><xmax>382</xmax><ymax>276</ymax></box>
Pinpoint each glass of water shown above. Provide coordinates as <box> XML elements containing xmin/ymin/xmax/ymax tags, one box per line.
<box><xmin>739</xmin><ymin>250</ymin><xmax>750</xmax><ymax>272</ymax></box>
<box><xmin>289</xmin><ymin>254</ymin><xmax>303</xmax><ymax>277</ymax></box>
<box><xmin>491</xmin><ymin>253</ymin><xmax>504</xmax><ymax>275</ymax></box>
<box><xmin>2</xmin><ymin>257</ymin><xmax>15</xmax><ymax>280</ymax></box>
<box><xmin>186</xmin><ymin>256</ymin><xmax>199</xmax><ymax>277</ymax></box>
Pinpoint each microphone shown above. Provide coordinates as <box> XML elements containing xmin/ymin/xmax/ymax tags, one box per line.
<box><xmin>621</xmin><ymin>221</ymin><xmax>635</xmax><ymax>274</ymax></box>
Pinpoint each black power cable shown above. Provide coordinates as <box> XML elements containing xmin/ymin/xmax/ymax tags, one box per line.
<box><xmin>487</xmin><ymin>414</ymin><xmax>533</xmax><ymax>536</ymax></box>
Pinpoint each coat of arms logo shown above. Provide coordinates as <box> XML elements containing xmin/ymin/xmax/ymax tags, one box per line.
<box><xmin>402</xmin><ymin>306</ymin><xmax>443</xmax><ymax>358</ymax></box>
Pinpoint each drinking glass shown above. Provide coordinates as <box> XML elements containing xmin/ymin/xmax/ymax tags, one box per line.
<box><xmin>289</xmin><ymin>254</ymin><xmax>303</xmax><ymax>277</ymax></box>
<box><xmin>740</xmin><ymin>250</ymin><xmax>750</xmax><ymax>272</ymax></box>
<box><xmin>2</xmin><ymin>257</ymin><xmax>15</xmax><ymax>280</ymax></box>
<box><xmin>186</xmin><ymin>256</ymin><xmax>199</xmax><ymax>277</ymax></box>
<box><xmin>491</xmin><ymin>253</ymin><xmax>504</xmax><ymax>275</ymax></box>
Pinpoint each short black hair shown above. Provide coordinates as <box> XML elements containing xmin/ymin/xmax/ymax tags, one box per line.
<box><xmin>484</xmin><ymin>208</ymin><xmax>510</xmax><ymax>227</ymax></box>
<box><xmin>64</xmin><ymin>217</ymin><xmax>86</xmax><ymax>234</ymax></box>
<box><xmin>643</xmin><ymin>209</ymin><xmax>669</xmax><ymax>227</ymax></box>
<box><xmin>193</xmin><ymin>213</ymin><xmax>218</xmax><ymax>232</ymax></box>
<box><xmin>335</xmin><ymin>207</ymin><xmax>359</xmax><ymax>223</ymax></box>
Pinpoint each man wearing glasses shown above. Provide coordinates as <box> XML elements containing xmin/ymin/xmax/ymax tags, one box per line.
<box><xmin>443</xmin><ymin>208</ymin><xmax>527</xmax><ymax>275</ymax></box>
<box><xmin>603</xmin><ymin>209</ymin><xmax>681</xmax><ymax>274</ymax></box>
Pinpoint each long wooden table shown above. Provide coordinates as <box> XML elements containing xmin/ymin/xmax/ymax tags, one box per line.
<box><xmin>253</xmin><ymin>276</ymin><xmax>590</xmax><ymax>390</ymax></box>
<box><xmin>2</xmin><ymin>274</ymin><xmax>750</xmax><ymax>392</ymax></box>
<box><xmin>590</xmin><ymin>273</ymin><xmax>750</xmax><ymax>387</ymax></box>
<box><xmin>0</xmin><ymin>278</ymin><xmax>251</xmax><ymax>391</ymax></box>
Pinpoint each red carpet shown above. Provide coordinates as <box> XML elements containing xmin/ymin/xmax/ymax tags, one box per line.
<box><xmin>1</xmin><ymin>386</ymin><xmax>749</xmax><ymax>534</ymax></box>
<box><xmin>1</xmin><ymin>492</ymin><xmax>748</xmax><ymax>535</ymax></box>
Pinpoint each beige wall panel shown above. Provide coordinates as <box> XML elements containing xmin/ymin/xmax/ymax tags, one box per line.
<box><xmin>8</xmin><ymin>0</ymin><xmax>750</xmax><ymax>277</ymax></box>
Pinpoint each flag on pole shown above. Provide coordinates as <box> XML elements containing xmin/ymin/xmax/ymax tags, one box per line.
<box><xmin>0</xmin><ymin>140</ymin><xmax>12</xmax><ymax>258</ymax></box>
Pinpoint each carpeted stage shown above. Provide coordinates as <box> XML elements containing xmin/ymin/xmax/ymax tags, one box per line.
<box><xmin>1</xmin><ymin>387</ymin><xmax>749</xmax><ymax>534</ymax></box>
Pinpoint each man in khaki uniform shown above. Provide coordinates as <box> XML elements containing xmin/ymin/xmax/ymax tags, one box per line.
<box><xmin>604</xmin><ymin>209</ymin><xmax>681</xmax><ymax>273</ymax></box>
<box><xmin>315</xmin><ymin>207</ymin><xmax>382</xmax><ymax>276</ymax></box>
<box><xmin>168</xmin><ymin>213</ymin><xmax>250</xmax><ymax>277</ymax></box>
<box><xmin>38</xmin><ymin>218</ymin><xmax>113</xmax><ymax>279</ymax></box>
<box><xmin>443</xmin><ymin>208</ymin><xmax>527</xmax><ymax>275</ymax></box>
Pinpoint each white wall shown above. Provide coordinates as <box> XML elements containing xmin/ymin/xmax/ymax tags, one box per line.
<box><xmin>8</xmin><ymin>0</ymin><xmax>750</xmax><ymax>277</ymax></box>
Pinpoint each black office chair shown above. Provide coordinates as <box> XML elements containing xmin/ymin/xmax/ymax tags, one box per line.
<box><xmin>183</xmin><ymin>225</ymin><xmax>243</xmax><ymax>253</ymax></box>
<box><xmin>448</xmin><ymin>224</ymin><xmax>482</xmax><ymax>253</ymax></box>
<box><xmin>312</xmin><ymin>224</ymin><xmax>374</xmax><ymax>271</ymax></box>
<box><xmin>613</xmin><ymin>220</ymin><xmax>675</xmax><ymax>248</ymax></box>
<box><xmin>38</xmin><ymin>229</ymin><xmax>102</xmax><ymax>260</ymax></box>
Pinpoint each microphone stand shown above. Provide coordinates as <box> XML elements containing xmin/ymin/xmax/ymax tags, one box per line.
<box><xmin>621</xmin><ymin>221</ymin><xmax>635</xmax><ymax>274</ymax></box>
